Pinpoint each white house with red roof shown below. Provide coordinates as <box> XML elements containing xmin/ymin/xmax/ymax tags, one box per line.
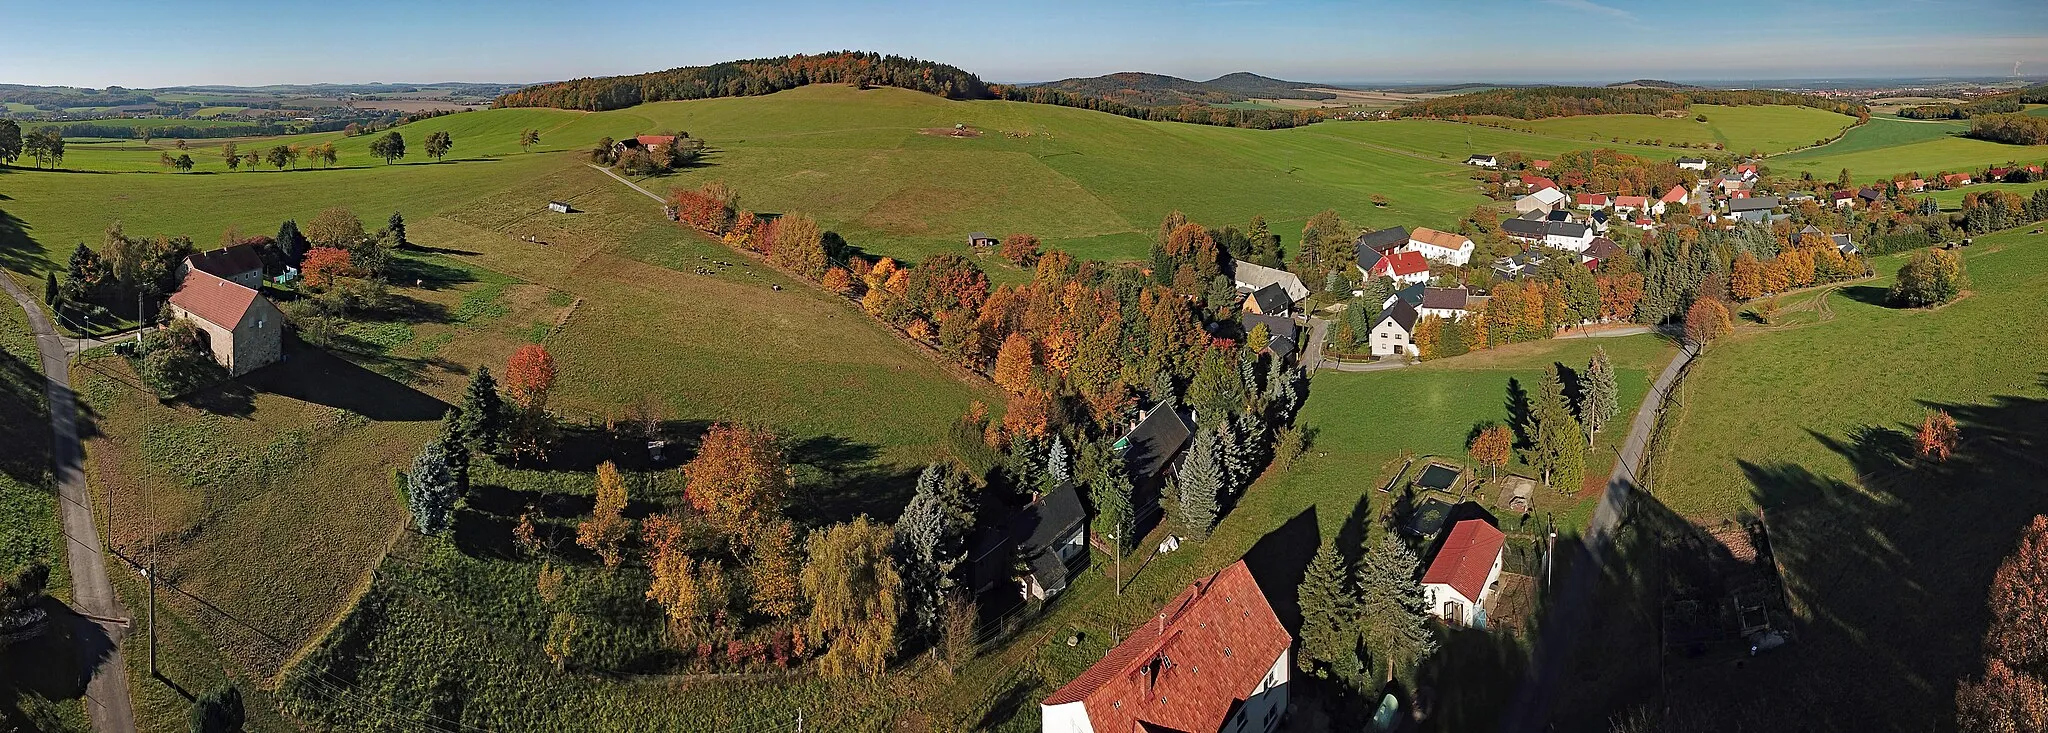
<box><xmin>1405</xmin><ymin>227</ymin><xmax>1475</xmax><ymax>266</ymax></box>
<box><xmin>1574</xmin><ymin>193</ymin><xmax>1610</xmax><ymax>211</ymax></box>
<box><xmin>166</xmin><ymin>268</ymin><xmax>283</xmax><ymax>376</ymax></box>
<box><xmin>1041</xmin><ymin>560</ymin><xmax>1291</xmax><ymax>733</ymax></box>
<box><xmin>1612</xmin><ymin>195</ymin><xmax>1650</xmax><ymax>216</ymax></box>
<box><xmin>1421</xmin><ymin>519</ymin><xmax>1507</xmax><ymax>627</ymax></box>
<box><xmin>1363</xmin><ymin>250</ymin><xmax>1430</xmax><ymax>286</ymax></box>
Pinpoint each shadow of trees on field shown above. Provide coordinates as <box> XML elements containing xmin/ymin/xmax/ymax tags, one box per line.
<box><xmin>0</xmin><ymin>602</ymin><xmax>114</xmax><ymax>728</ymax></box>
<box><xmin>1839</xmin><ymin>284</ymin><xmax>1892</xmax><ymax>307</ymax></box>
<box><xmin>0</xmin><ymin>344</ymin><xmax>51</xmax><ymax>484</ymax></box>
<box><xmin>244</xmin><ymin>342</ymin><xmax>449</xmax><ymax>422</ymax></box>
<box><xmin>0</xmin><ymin>207</ymin><xmax>48</xmax><ymax>278</ymax></box>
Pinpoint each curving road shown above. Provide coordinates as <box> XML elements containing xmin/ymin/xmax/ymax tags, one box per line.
<box><xmin>0</xmin><ymin>274</ymin><xmax>137</xmax><ymax>733</ymax></box>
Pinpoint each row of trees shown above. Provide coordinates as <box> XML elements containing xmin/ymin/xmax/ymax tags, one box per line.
<box><xmin>1966</xmin><ymin>114</ymin><xmax>2048</xmax><ymax>146</ymax></box>
<box><xmin>0</xmin><ymin>122</ymin><xmax>65</xmax><ymax>168</ymax></box>
<box><xmin>1727</xmin><ymin>229</ymin><xmax>1869</xmax><ymax>301</ymax></box>
<box><xmin>1393</xmin><ymin>86</ymin><xmax>1868</xmax><ymax>122</ymax></box>
<box><xmin>493</xmin><ymin>52</ymin><xmax>992</xmax><ymax>111</ymax></box>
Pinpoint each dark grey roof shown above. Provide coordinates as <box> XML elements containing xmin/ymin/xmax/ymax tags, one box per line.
<box><xmin>1677</xmin><ymin>157</ymin><xmax>1706</xmax><ymax>164</ymax></box>
<box><xmin>1355</xmin><ymin>227</ymin><xmax>1410</xmax><ymax>253</ymax></box>
<box><xmin>1591</xmin><ymin>209</ymin><xmax>1611</xmax><ymax>223</ymax></box>
<box><xmin>1420</xmin><ymin>287</ymin><xmax>1468</xmax><ymax>311</ymax></box>
<box><xmin>1248</xmin><ymin>282</ymin><xmax>1291</xmax><ymax>313</ymax></box>
<box><xmin>1122</xmin><ymin>405</ymin><xmax>1193</xmax><ymax>482</ymax></box>
<box><xmin>1391</xmin><ymin>281</ymin><xmax>1425</xmax><ymax>307</ymax></box>
<box><xmin>1517</xmin><ymin>209</ymin><xmax>1546</xmax><ymax>221</ymax></box>
<box><xmin>1502</xmin><ymin>218</ymin><xmax>1546</xmax><ymax>237</ymax></box>
<box><xmin>1799</xmin><ymin>224</ymin><xmax>1823</xmax><ymax>235</ymax></box>
<box><xmin>1545</xmin><ymin>209</ymin><xmax>1572</xmax><ymax>222</ymax></box>
<box><xmin>1356</xmin><ymin>243</ymin><xmax>1385</xmax><ymax>270</ymax></box>
<box><xmin>1583</xmin><ymin>236</ymin><xmax>1622</xmax><ymax>260</ymax></box>
<box><xmin>1549</xmin><ymin>221</ymin><xmax>1591</xmax><ymax>238</ymax></box>
<box><xmin>1377</xmin><ymin>299</ymin><xmax>1420</xmax><ymax>333</ymax></box>
<box><xmin>1267</xmin><ymin>335</ymin><xmax>1298</xmax><ymax>358</ymax></box>
<box><xmin>1858</xmin><ymin>187</ymin><xmax>1884</xmax><ymax>201</ymax></box>
<box><xmin>186</xmin><ymin>244</ymin><xmax>264</xmax><ymax>278</ymax></box>
<box><xmin>1020</xmin><ymin>483</ymin><xmax>1087</xmax><ymax>554</ymax></box>
<box><xmin>1242</xmin><ymin>312</ymin><xmax>1299</xmax><ymax>343</ymax></box>
<box><xmin>1728</xmin><ymin>197</ymin><xmax>1780</xmax><ymax>213</ymax></box>
<box><xmin>968</xmin><ymin>231</ymin><xmax>993</xmax><ymax>241</ymax></box>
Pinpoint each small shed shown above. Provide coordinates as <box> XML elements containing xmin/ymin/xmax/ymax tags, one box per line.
<box><xmin>967</xmin><ymin>232</ymin><xmax>998</xmax><ymax>249</ymax></box>
<box><xmin>547</xmin><ymin>201</ymin><xmax>573</xmax><ymax>214</ymax></box>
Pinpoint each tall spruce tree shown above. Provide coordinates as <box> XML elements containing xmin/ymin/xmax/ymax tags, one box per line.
<box><xmin>458</xmin><ymin>366</ymin><xmax>508</xmax><ymax>454</ymax></box>
<box><xmin>1090</xmin><ymin>461</ymin><xmax>1136</xmax><ymax>555</ymax></box>
<box><xmin>1534</xmin><ymin>364</ymin><xmax>1587</xmax><ymax>490</ymax></box>
<box><xmin>406</xmin><ymin>442</ymin><xmax>459</xmax><ymax>534</ymax></box>
<box><xmin>1175</xmin><ymin>429</ymin><xmax>1222</xmax><ymax>538</ymax></box>
<box><xmin>435</xmin><ymin>407</ymin><xmax>471</xmax><ymax>493</ymax></box>
<box><xmin>1582</xmin><ymin>347</ymin><xmax>1620</xmax><ymax>442</ymax></box>
<box><xmin>1296</xmin><ymin>542</ymin><xmax>1363</xmax><ymax>684</ymax></box>
<box><xmin>1045</xmin><ymin>437</ymin><xmax>1072</xmax><ymax>487</ymax></box>
<box><xmin>895</xmin><ymin>463</ymin><xmax>974</xmax><ymax>639</ymax></box>
<box><xmin>1357</xmin><ymin>535</ymin><xmax>1438</xmax><ymax>674</ymax></box>
<box><xmin>1216</xmin><ymin>413</ymin><xmax>1248</xmax><ymax>498</ymax></box>
<box><xmin>275</xmin><ymin>219</ymin><xmax>310</xmax><ymax>265</ymax></box>
<box><xmin>386</xmin><ymin>211</ymin><xmax>408</xmax><ymax>247</ymax></box>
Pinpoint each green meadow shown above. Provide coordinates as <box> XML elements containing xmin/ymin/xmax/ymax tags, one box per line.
<box><xmin>1768</xmin><ymin>116</ymin><xmax>2048</xmax><ymax>178</ymax></box>
<box><xmin>1647</xmin><ymin>227</ymin><xmax>2048</xmax><ymax>730</ymax></box>
<box><xmin>1470</xmin><ymin>104</ymin><xmax>1859</xmax><ymax>154</ymax></box>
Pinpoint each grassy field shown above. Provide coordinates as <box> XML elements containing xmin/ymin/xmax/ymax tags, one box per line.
<box><xmin>1645</xmin><ymin>226</ymin><xmax>2048</xmax><ymax>730</ymax></box>
<box><xmin>1768</xmin><ymin>115</ymin><xmax>2048</xmax><ymax>178</ymax></box>
<box><xmin>1470</xmin><ymin>104</ymin><xmax>1858</xmax><ymax>155</ymax></box>
<box><xmin>1926</xmin><ymin>180</ymin><xmax>2048</xmax><ymax>210</ymax></box>
<box><xmin>6</xmin><ymin>85</ymin><xmax>1752</xmax><ymax>272</ymax></box>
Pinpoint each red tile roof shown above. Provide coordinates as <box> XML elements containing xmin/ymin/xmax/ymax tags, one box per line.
<box><xmin>186</xmin><ymin>244</ymin><xmax>264</xmax><ymax>279</ymax></box>
<box><xmin>1043</xmin><ymin>560</ymin><xmax>1290</xmax><ymax>733</ymax></box>
<box><xmin>1614</xmin><ymin>195</ymin><xmax>1648</xmax><ymax>208</ymax></box>
<box><xmin>1371</xmin><ymin>250</ymin><xmax>1430</xmax><ymax>278</ymax></box>
<box><xmin>634</xmin><ymin>134</ymin><xmax>676</xmax><ymax>148</ymax></box>
<box><xmin>1520</xmin><ymin>174</ymin><xmax>1558</xmax><ymax>190</ymax></box>
<box><xmin>1660</xmin><ymin>185</ymin><xmax>1688</xmax><ymax>203</ymax></box>
<box><xmin>168</xmin><ymin>269</ymin><xmax>260</xmax><ymax>329</ymax></box>
<box><xmin>1942</xmin><ymin>173</ymin><xmax>1972</xmax><ymax>184</ymax></box>
<box><xmin>1574</xmin><ymin>193</ymin><xmax>1609</xmax><ymax>206</ymax></box>
<box><xmin>1531</xmin><ymin>159</ymin><xmax>1552</xmax><ymax>169</ymax></box>
<box><xmin>1421</xmin><ymin>519</ymin><xmax>1505</xmax><ymax>601</ymax></box>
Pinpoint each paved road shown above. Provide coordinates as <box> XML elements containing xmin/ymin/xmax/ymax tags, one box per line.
<box><xmin>588</xmin><ymin>164</ymin><xmax>668</xmax><ymax>204</ymax></box>
<box><xmin>0</xmin><ymin>275</ymin><xmax>139</xmax><ymax>733</ymax></box>
<box><xmin>1497</xmin><ymin>339</ymin><xmax>1697</xmax><ymax>732</ymax></box>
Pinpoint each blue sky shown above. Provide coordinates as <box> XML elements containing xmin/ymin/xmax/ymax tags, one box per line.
<box><xmin>4</xmin><ymin>0</ymin><xmax>2045</xmax><ymax>87</ymax></box>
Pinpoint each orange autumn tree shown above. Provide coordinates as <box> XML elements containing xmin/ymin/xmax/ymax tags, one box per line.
<box><xmin>1917</xmin><ymin>410</ymin><xmax>1960</xmax><ymax>462</ymax></box>
<box><xmin>504</xmin><ymin>344</ymin><xmax>557</xmax><ymax>410</ymax></box>
<box><xmin>992</xmin><ymin>332</ymin><xmax>1036</xmax><ymax>393</ymax></box>
<box><xmin>1730</xmin><ymin>252</ymin><xmax>1765</xmax><ymax>300</ymax></box>
<box><xmin>822</xmin><ymin>267</ymin><xmax>856</xmax><ymax>297</ymax></box>
<box><xmin>642</xmin><ymin>513</ymin><xmax>726</xmax><ymax>642</ymax></box>
<box><xmin>300</xmin><ymin>247</ymin><xmax>355</xmax><ymax>289</ymax></box>
<box><xmin>1685</xmin><ymin>298</ymin><xmax>1732</xmax><ymax>350</ymax></box>
<box><xmin>1470</xmin><ymin>424</ymin><xmax>1512</xmax><ymax>481</ymax></box>
<box><xmin>576</xmin><ymin>461</ymin><xmax>631</xmax><ymax>569</ymax></box>
<box><xmin>682</xmin><ymin>424</ymin><xmax>789</xmax><ymax>543</ymax></box>
<box><xmin>1957</xmin><ymin>516</ymin><xmax>2048</xmax><ymax>733</ymax></box>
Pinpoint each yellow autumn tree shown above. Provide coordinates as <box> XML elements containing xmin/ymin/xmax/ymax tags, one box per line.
<box><xmin>801</xmin><ymin>517</ymin><xmax>901</xmax><ymax>679</ymax></box>
<box><xmin>683</xmin><ymin>424</ymin><xmax>789</xmax><ymax>544</ymax></box>
<box><xmin>992</xmin><ymin>332</ymin><xmax>1036</xmax><ymax>393</ymax></box>
<box><xmin>576</xmin><ymin>461</ymin><xmax>631</xmax><ymax>569</ymax></box>
<box><xmin>747</xmin><ymin>518</ymin><xmax>803</xmax><ymax>620</ymax></box>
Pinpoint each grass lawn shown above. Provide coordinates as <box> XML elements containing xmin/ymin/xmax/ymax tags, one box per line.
<box><xmin>1470</xmin><ymin>104</ymin><xmax>1859</xmax><ymax>155</ymax></box>
<box><xmin>1926</xmin><ymin>180</ymin><xmax>2048</xmax><ymax>211</ymax></box>
<box><xmin>1644</xmin><ymin>226</ymin><xmax>2048</xmax><ymax>730</ymax></box>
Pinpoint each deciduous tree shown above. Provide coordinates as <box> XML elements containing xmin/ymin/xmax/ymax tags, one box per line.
<box><xmin>1918</xmin><ymin>410</ymin><xmax>1960</xmax><ymax>462</ymax></box>
<box><xmin>801</xmin><ymin>516</ymin><xmax>902</xmax><ymax>679</ymax></box>
<box><xmin>992</xmin><ymin>332</ymin><xmax>1036</xmax><ymax>393</ymax></box>
<box><xmin>682</xmin><ymin>424</ymin><xmax>789</xmax><ymax>543</ymax></box>
<box><xmin>1684</xmin><ymin>297</ymin><xmax>1732</xmax><ymax>350</ymax></box>
<box><xmin>519</xmin><ymin>128</ymin><xmax>541</xmax><ymax>152</ymax></box>
<box><xmin>424</xmin><ymin>130</ymin><xmax>453</xmax><ymax>161</ymax></box>
<box><xmin>299</xmin><ymin>247</ymin><xmax>355</xmax><ymax>289</ymax></box>
<box><xmin>576</xmin><ymin>461</ymin><xmax>631</xmax><ymax>569</ymax></box>
<box><xmin>369</xmin><ymin>131</ymin><xmax>406</xmax><ymax>164</ymax></box>
<box><xmin>304</xmin><ymin>206</ymin><xmax>365</xmax><ymax>247</ymax></box>
<box><xmin>1890</xmin><ymin>248</ymin><xmax>1967</xmax><ymax>307</ymax></box>
<box><xmin>504</xmin><ymin>344</ymin><xmax>558</xmax><ymax>411</ymax></box>
<box><xmin>1470</xmin><ymin>424</ymin><xmax>1512</xmax><ymax>481</ymax></box>
<box><xmin>1000</xmin><ymin>233</ymin><xmax>1041</xmax><ymax>267</ymax></box>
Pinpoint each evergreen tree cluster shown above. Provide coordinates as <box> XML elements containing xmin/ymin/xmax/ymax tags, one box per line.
<box><xmin>494</xmin><ymin>52</ymin><xmax>992</xmax><ymax>111</ymax></box>
<box><xmin>1296</xmin><ymin>535</ymin><xmax>1439</xmax><ymax>695</ymax></box>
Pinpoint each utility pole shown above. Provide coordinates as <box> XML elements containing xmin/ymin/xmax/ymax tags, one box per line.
<box><xmin>1546</xmin><ymin>516</ymin><xmax>1558</xmax><ymax>591</ymax></box>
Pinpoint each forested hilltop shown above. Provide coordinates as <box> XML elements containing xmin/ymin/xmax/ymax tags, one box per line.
<box><xmin>1394</xmin><ymin>86</ymin><xmax>1869</xmax><ymax>121</ymax></box>
<box><xmin>492</xmin><ymin>52</ymin><xmax>992</xmax><ymax>111</ymax></box>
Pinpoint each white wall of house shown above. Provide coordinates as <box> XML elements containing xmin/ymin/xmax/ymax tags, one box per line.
<box><xmin>1546</xmin><ymin>232</ymin><xmax>1595</xmax><ymax>252</ymax></box>
<box><xmin>1224</xmin><ymin>649</ymin><xmax>1293</xmax><ymax>733</ymax></box>
<box><xmin>1409</xmin><ymin>239</ymin><xmax>1475</xmax><ymax>266</ymax></box>
<box><xmin>1422</xmin><ymin>551</ymin><xmax>1505</xmax><ymax>626</ymax></box>
<box><xmin>1420</xmin><ymin>307</ymin><xmax>1466</xmax><ymax>321</ymax></box>
<box><xmin>1678</xmin><ymin>160</ymin><xmax>1708</xmax><ymax>171</ymax></box>
<box><xmin>1370</xmin><ymin>319</ymin><xmax>1415</xmax><ymax>357</ymax></box>
<box><xmin>1040</xmin><ymin>701</ymin><xmax>1096</xmax><ymax>733</ymax></box>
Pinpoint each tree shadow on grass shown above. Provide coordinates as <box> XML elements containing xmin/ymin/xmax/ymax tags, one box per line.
<box><xmin>0</xmin><ymin>346</ymin><xmax>52</xmax><ymax>484</ymax></box>
<box><xmin>786</xmin><ymin>434</ymin><xmax>917</xmax><ymax>527</ymax></box>
<box><xmin>0</xmin><ymin>208</ymin><xmax>48</xmax><ymax>278</ymax></box>
<box><xmin>1243</xmin><ymin>506</ymin><xmax>1320</xmax><ymax>635</ymax></box>
<box><xmin>1839</xmin><ymin>285</ymin><xmax>1892</xmax><ymax>307</ymax></box>
<box><xmin>387</xmin><ymin>254</ymin><xmax>480</xmax><ymax>289</ymax></box>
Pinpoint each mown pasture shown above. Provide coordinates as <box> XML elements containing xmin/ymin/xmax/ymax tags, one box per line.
<box><xmin>1469</xmin><ymin>104</ymin><xmax>1860</xmax><ymax>155</ymax></box>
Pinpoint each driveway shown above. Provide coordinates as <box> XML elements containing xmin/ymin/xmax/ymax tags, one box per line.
<box><xmin>0</xmin><ymin>275</ymin><xmax>138</xmax><ymax>733</ymax></box>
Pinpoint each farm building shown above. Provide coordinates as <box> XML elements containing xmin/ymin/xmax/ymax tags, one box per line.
<box><xmin>1406</xmin><ymin>227</ymin><xmax>1475</xmax><ymax>266</ymax></box>
<box><xmin>1421</xmin><ymin>518</ymin><xmax>1507</xmax><ymax>627</ymax></box>
<box><xmin>1226</xmin><ymin>260</ymin><xmax>1309</xmax><ymax>305</ymax></box>
<box><xmin>612</xmin><ymin>134</ymin><xmax>677</xmax><ymax>155</ymax></box>
<box><xmin>1040</xmin><ymin>560</ymin><xmax>1291</xmax><ymax>733</ymax></box>
<box><xmin>1466</xmin><ymin>154</ymin><xmax>1497</xmax><ymax>167</ymax></box>
<box><xmin>1676</xmin><ymin>157</ymin><xmax>1708</xmax><ymax>171</ymax></box>
<box><xmin>1369</xmin><ymin>299</ymin><xmax>1421</xmax><ymax>357</ymax></box>
<box><xmin>165</xmin><ymin>269</ymin><xmax>283</xmax><ymax>377</ymax></box>
<box><xmin>547</xmin><ymin>201</ymin><xmax>573</xmax><ymax>213</ymax></box>
<box><xmin>180</xmin><ymin>243</ymin><xmax>266</xmax><ymax>290</ymax></box>
<box><xmin>967</xmin><ymin>232</ymin><xmax>999</xmax><ymax>248</ymax></box>
<box><xmin>1514</xmin><ymin>187</ymin><xmax>1568</xmax><ymax>214</ymax></box>
<box><xmin>1726</xmin><ymin>196</ymin><xmax>1781</xmax><ymax>223</ymax></box>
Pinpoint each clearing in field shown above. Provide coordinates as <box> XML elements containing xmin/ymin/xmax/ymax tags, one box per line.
<box><xmin>1645</xmin><ymin>226</ymin><xmax>2048</xmax><ymax>730</ymax></box>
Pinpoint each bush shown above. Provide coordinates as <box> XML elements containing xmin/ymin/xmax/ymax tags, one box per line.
<box><xmin>134</xmin><ymin>320</ymin><xmax>226</xmax><ymax>396</ymax></box>
<box><xmin>188</xmin><ymin>684</ymin><xmax>245</xmax><ymax>733</ymax></box>
<box><xmin>1889</xmin><ymin>248</ymin><xmax>1967</xmax><ymax>307</ymax></box>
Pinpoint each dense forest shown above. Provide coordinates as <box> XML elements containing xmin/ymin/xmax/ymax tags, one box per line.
<box><xmin>1029</xmin><ymin>71</ymin><xmax>1332</xmax><ymax>107</ymax></box>
<box><xmin>1898</xmin><ymin>84</ymin><xmax>2048</xmax><ymax>120</ymax></box>
<box><xmin>491</xmin><ymin>52</ymin><xmax>992</xmax><ymax>111</ymax></box>
<box><xmin>0</xmin><ymin>84</ymin><xmax>157</xmax><ymax>110</ymax></box>
<box><xmin>1966</xmin><ymin>113</ymin><xmax>2048</xmax><ymax>146</ymax></box>
<box><xmin>1393</xmin><ymin>86</ymin><xmax>1869</xmax><ymax>121</ymax></box>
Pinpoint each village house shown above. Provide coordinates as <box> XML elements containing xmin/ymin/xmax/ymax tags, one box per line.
<box><xmin>1513</xmin><ymin>186</ymin><xmax>1568</xmax><ymax>214</ymax></box>
<box><xmin>1530</xmin><ymin>159</ymin><xmax>1552</xmax><ymax>171</ymax></box>
<box><xmin>1491</xmin><ymin>249</ymin><xmax>1547</xmax><ymax>281</ymax></box>
<box><xmin>1830</xmin><ymin>190</ymin><xmax>1856</xmax><ymax>209</ymax></box>
<box><xmin>1901</xmin><ymin>178</ymin><xmax>1927</xmax><ymax>193</ymax></box>
<box><xmin>165</xmin><ymin>268</ymin><xmax>283</xmax><ymax>377</ymax></box>
<box><xmin>1354</xmin><ymin>226</ymin><xmax>1410</xmax><ymax>256</ymax></box>
<box><xmin>1502</xmin><ymin>218</ymin><xmax>1594</xmax><ymax>252</ymax></box>
<box><xmin>611</xmin><ymin>134</ymin><xmax>677</xmax><ymax>157</ymax></box>
<box><xmin>1040</xmin><ymin>560</ymin><xmax>1291</xmax><ymax>733</ymax></box>
<box><xmin>967</xmin><ymin>484</ymin><xmax>1089</xmax><ymax>601</ymax></box>
<box><xmin>1369</xmin><ymin>299</ymin><xmax>1421</xmax><ymax>357</ymax></box>
<box><xmin>1117</xmin><ymin>403</ymin><xmax>1195</xmax><ymax>525</ymax></box>
<box><xmin>1612</xmin><ymin>195</ymin><xmax>1650</xmax><ymax>216</ymax></box>
<box><xmin>1574</xmin><ymin>193</ymin><xmax>1610</xmax><ymax>211</ymax></box>
<box><xmin>1466</xmin><ymin>154</ymin><xmax>1497</xmax><ymax>167</ymax></box>
<box><xmin>1227</xmin><ymin>260</ymin><xmax>1309</xmax><ymax>312</ymax></box>
<box><xmin>1941</xmin><ymin>172</ymin><xmax>1973</xmax><ymax>187</ymax></box>
<box><xmin>1732</xmin><ymin>163</ymin><xmax>1759</xmax><ymax>180</ymax></box>
<box><xmin>1726</xmin><ymin>196</ymin><xmax>1781</xmax><ymax>224</ymax></box>
<box><xmin>1857</xmin><ymin>187</ymin><xmax>1884</xmax><ymax>207</ymax></box>
<box><xmin>1243</xmin><ymin>283</ymin><xmax>1293</xmax><ymax>317</ymax></box>
<box><xmin>1363</xmin><ymin>249</ymin><xmax>1430</xmax><ymax>286</ymax></box>
<box><xmin>179</xmin><ymin>243</ymin><xmax>267</xmax><ymax>290</ymax></box>
<box><xmin>1517</xmin><ymin>173</ymin><xmax>1559</xmax><ymax>191</ymax></box>
<box><xmin>1417</xmin><ymin>286</ymin><xmax>1472</xmax><ymax>321</ymax></box>
<box><xmin>1659</xmin><ymin>184</ymin><xmax>1689</xmax><ymax>211</ymax></box>
<box><xmin>1381</xmin><ymin>281</ymin><xmax>1424</xmax><ymax>311</ymax></box>
<box><xmin>1422</xmin><ymin>519</ymin><xmax>1507</xmax><ymax>627</ymax></box>
<box><xmin>1241</xmin><ymin>312</ymin><xmax>1300</xmax><ymax>361</ymax></box>
<box><xmin>1580</xmin><ymin>236</ymin><xmax>1623</xmax><ymax>268</ymax></box>
<box><xmin>1676</xmin><ymin>157</ymin><xmax>1708</xmax><ymax>171</ymax></box>
<box><xmin>1405</xmin><ymin>227</ymin><xmax>1476</xmax><ymax>266</ymax></box>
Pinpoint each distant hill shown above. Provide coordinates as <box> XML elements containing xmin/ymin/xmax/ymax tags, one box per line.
<box><xmin>1393</xmin><ymin>85</ymin><xmax>1869</xmax><ymax>121</ymax></box>
<box><xmin>1607</xmin><ymin>79</ymin><xmax>1699</xmax><ymax>90</ymax></box>
<box><xmin>1029</xmin><ymin>71</ymin><xmax>1335</xmax><ymax>107</ymax></box>
<box><xmin>494</xmin><ymin>51</ymin><xmax>992</xmax><ymax>111</ymax></box>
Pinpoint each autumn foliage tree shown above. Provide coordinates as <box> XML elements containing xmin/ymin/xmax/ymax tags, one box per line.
<box><xmin>770</xmin><ymin>213</ymin><xmax>828</xmax><ymax>280</ymax></box>
<box><xmin>1470</xmin><ymin>424</ymin><xmax>1512</xmax><ymax>481</ymax></box>
<box><xmin>300</xmin><ymin>247</ymin><xmax>355</xmax><ymax>289</ymax></box>
<box><xmin>682</xmin><ymin>424</ymin><xmax>789</xmax><ymax>543</ymax></box>
<box><xmin>1958</xmin><ymin>516</ymin><xmax>2048</xmax><ymax>733</ymax></box>
<box><xmin>576</xmin><ymin>461</ymin><xmax>631</xmax><ymax>569</ymax></box>
<box><xmin>992</xmin><ymin>332</ymin><xmax>1036</xmax><ymax>393</ymax></box>
<box><xmin>504</xmin><ymin>344</ymin><xmax>557</xmax><ymax>410</ymax></box>
<box><xmin>1918</xmin><ymin>410</ymin><xmax>1961</xmax><ymax>462</ymax></box>
<box><xmin>1000</xmin><ymin>233</ymin><xmax>1041</xmax><ymax>266</ymax></box>
<box><xmin>800</xmin><ymin>516</ymin><xmax>902</xmax><ymax>679</ymax></box>
<box><xmin>1685</xmin><ymin>297</ymin><xmax>1732</xmax><ymax>350</ymax></box>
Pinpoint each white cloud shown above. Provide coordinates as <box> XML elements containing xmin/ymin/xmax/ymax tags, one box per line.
<box><xmin>1541</xmin><ymin>0</ymin><xmax>1637</xmax><ymax>22</ymax></box>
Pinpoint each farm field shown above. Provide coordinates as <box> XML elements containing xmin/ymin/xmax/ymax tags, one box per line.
<box><xmin>1767</xmin><ymin>119</ymin><xmax>2048</xmax><ymax>178</ymax></box>
<box><xmin>1645</xmin><ymin>226</ymin><xmax>2048</xmax><ymax>729</ymax></box>
<box><xmin>6</xmin><ymin>85</ymin><xmax>1753</xmax><ymax>272</ymax></box>
<box><xmin>1466</xmin><ymin>104</ymin><xmax>1859</xmax><ymax>155</ymax></box>
<box><xmin>1926</xmin><ymin>180</ymin><xmax>2048</xmax><ymax>210</ymax></box>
